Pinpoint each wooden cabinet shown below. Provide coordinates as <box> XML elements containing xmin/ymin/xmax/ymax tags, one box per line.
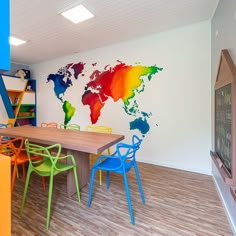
<box><xmin>0</xmin><ymin>74</ymin><xmax>37</xmax><ymax>126</ymax></box>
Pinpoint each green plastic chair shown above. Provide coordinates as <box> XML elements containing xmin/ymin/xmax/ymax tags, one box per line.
<box><xmin>59</xmin><ymin>123</ymin><xmax>80</xmax><ymax>130</ymax></box>
<box><xmin>20</xmin><ymin>139</ymin><xmax>80</xmax><ymax>231</ymax></box>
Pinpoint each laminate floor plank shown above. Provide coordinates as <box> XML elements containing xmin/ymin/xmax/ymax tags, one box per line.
<box><xmin>11</xmin><ymin>163</ymin><xmax>233</xmax><ymax>235</ymax></box>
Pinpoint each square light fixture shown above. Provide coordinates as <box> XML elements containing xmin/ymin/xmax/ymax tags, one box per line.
<box><xmin>10</xmin><ymin>36</ymin><xmax>27</xmax><ymax>46</ymax></box>
<box><xmin>61</xmin><ymin>4</ymin><xmax>94</xmax><ymax>24</ymax></box>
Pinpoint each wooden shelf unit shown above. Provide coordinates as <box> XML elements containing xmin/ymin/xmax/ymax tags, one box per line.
<box><xmin>0</xmin><ymin>74</ymin><xmax>37</xmax><ymax>126</ymax></box>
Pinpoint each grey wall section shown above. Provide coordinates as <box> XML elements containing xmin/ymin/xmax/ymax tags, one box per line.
<box><xmin>0</xmin><ymin>62</ymin><xmax>30</xmax><ymax>77</ymax></box>
<box><xmin>211</xmin><ymin>0</ymin><xmax>236</xmax><ymax>234</ymax></box>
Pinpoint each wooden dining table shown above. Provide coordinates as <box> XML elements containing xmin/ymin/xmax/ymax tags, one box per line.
<box><xmin>0</xmin><ymin>126</ymin><xmax>124</xmax><ymax>197</ymax></box>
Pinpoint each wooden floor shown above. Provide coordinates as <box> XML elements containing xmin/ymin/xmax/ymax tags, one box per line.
<box><xmin>12</xmin><ymin>163</ymin><xmax>233</xmax><ymax>236</ymax></box>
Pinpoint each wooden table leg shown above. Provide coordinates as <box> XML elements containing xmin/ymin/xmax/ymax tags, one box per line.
<box><xmin>66</xmin><ymin>150</ymin><xmax>89</xmax><ymax>197</ymax></box>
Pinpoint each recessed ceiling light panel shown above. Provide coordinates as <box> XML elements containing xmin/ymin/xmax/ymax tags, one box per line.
<box><xmin>61</xmin><ymin>4</ymin><xmax>94</xmax><ymax>24</ymax></box>
<box><xmin>10</xmin><ymin>36</ymin><xmax>27</xmax><ymax>46</ymax></box>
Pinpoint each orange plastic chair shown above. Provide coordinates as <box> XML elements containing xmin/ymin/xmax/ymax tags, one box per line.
<box><xmin>0</xmin><ymin>137</ymin><xmax>29</xmax><ymax>194</ymax></box>
<box><xmin>0</xmin><ymin>123</ymin><xmax>21</xmax><ymax>179</ymax></box>
<box><xmin>85</xmin><ymin>125</ymin><xmax>112</xmax><ymax>185</ymax></box>
<box><xmin>40</xmin><ymin>122</ymin><xmax>58</xmax><ymax>128</ymax></box>
<box><xmin>0</xmin><ymin>137</ymin><xmax>46</xmax><ymax>195</ymax></box>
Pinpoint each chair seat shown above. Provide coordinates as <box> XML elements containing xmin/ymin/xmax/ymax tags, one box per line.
<box><xmin>95</xmin><ymin>158</ymin><xmax>133</xmax><ymax>174</ymax></box>
<box><xmin>11</xmin><ymin>151</ymin><xmax>42</xmax><ymax>164</ymax></box>
<box><xmin>34</xmin><ymin>159</ymin><xmax>76</xmax><ymax>176</ymax></box>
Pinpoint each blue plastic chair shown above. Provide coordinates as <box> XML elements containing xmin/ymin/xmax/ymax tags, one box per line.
<box><xmin>88</xmin><ymin>135</ymin><xmax>145</xmax><ymax>225</ymax></box>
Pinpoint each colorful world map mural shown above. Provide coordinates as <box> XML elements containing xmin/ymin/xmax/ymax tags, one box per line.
<box><xmin>47</xmin><ymin>61</ymin><xmax>163</xmax><ymax>136</ymax></box>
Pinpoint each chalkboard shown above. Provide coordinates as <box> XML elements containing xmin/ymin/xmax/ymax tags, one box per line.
<box><xmin>211</xmin><ymin>49</ymin><xmax>236</xmax><ymax>188</ymax></box>
<box><xmin>215</xmin><ymin>83</ymin><xmax>232</xmax><ymax>174</ymax></box>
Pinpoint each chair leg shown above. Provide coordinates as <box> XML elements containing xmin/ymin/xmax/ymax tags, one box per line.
<box><xmin>88</xmin><ymin>169</ymin><xmax>96</xmax><ymax>207</ymax></box>
<box><xmin>11</xmin><ymin>163</ymin><xmax>18</xmax><ymax>195</ymax></box>
<box><xmin>73</xmin><ymin>167</ymin><xmax>80</xmax><ymax>203</ymax></box>
<box><xmin>99</xmin><ymin>148</ymin><xmax>110</xmax><ymax>186</ymax></box>
<box><xmin>99</xmin><ymin>170</ymin><xmax>102</xmax><ymax>185</ymax></box>
<box><xmin>133</xmin><ymin>163</ymin><xmax>145</xmax><ymax>204</ymax></box>
<box><xmin>22</xmin><ymin>163</ymin><xmax>26</xmax><ymax>181</ymax></box>
<box><xmin>42</xmin><ymin>177</ymin><xmax>46</xmax><ymax>190</ymax></box>
<box><xmin>107</xmin><ymin>148</ymin><xmax>111</xmax><ymax>155</ymax></box>
<box><xmin>123</xmin><ymin>172</ymin><xmax>135</xmax><ymax>225</ymax></box>
<box><xmin>16</xmin><ymin>165</ymin><xmax>19</xmax><ymax>179</ymax></box>
<box><xmin>46</xmin><ymin>175</ymin><xmax>54</xmax><ymax>231</ymax></box>
<box><xmin>106</xmin><ymin>171</ymin><xmax>110</xmax><ymax>189</ymax></box>
<box><xmin>20</xmin><ymin>169</ymin><xmax>32</xmax><ymax>216</ymax></box>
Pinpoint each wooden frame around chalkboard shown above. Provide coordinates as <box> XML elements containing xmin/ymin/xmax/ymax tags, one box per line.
<box><xmin>211</xmin><ymin>49</ymin><xmax>236</xmax><ymax>189</ymax></box>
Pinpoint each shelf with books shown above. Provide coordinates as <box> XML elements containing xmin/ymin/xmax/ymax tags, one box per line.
<box><xmin>18</xmin><ymin>89</ymin><xmax>36</xmax><ymax>126</ymax></box>
<box><xmin>0</xmin><ymin>74</ymin><xmax>37</xmax><ymax>126</ymax></box>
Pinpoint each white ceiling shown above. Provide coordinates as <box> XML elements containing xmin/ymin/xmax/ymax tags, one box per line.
<box><xmin>10</xmin><ymin>0</ymin><xmax>219</xmax><ymax>65</ymax></box>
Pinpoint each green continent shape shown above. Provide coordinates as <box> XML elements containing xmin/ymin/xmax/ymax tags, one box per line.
<box><xmin>62</xmin><ymin>100</ymin><xmax>75</xmax><ymax>125</ymax></box>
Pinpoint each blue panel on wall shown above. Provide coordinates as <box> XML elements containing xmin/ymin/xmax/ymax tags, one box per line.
<box><xmin>0</xmin><ymin>0</ymin><xmax>10</xmax><ymax>71</ymax></box>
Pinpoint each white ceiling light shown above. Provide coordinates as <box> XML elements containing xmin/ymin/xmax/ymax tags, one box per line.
<box><xmin>10</xmin><ymin>36</ymin><xmax>27</xmax><ymax>46</ymax></box>
<box><xmin>61</xmin><ymin>4</ymin><xmax>94</xmax><ymax>24</ymax></box>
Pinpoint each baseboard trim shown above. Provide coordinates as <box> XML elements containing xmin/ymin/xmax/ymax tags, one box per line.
<box><xmin>138</xmin><ymin>159</ymin><xmax>212</xmax><ymax>175</ymax></box>
<box><xmin>212</xmin><ymin>175</ymin><xmax>236</xmax><ymax>235</ymax></box>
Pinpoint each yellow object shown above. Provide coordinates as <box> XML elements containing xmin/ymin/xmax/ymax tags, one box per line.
<box><xmin>0</xmin><ymin>154</ymin><xmax>11</xmax><ymax>236</ymax></box>
<box><xmin>85</xmin><ymin>125</ymin><xmax>112</xmax><ymax>185</ymax></box>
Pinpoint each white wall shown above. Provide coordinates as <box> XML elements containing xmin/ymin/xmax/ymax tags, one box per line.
<box><xmin>0</xmin><ymin>96</ymin><xmax>8</xmax><ymax>123</ymax></box>
<box><xmin>31</xmin><ymin>21</ymin><xmax>211</xmax><ymax>175</ymax></box>
<box><xmin>211</xmin><ymin>0</ymin><xmax>236</xmax><ymax>234</ymax></box>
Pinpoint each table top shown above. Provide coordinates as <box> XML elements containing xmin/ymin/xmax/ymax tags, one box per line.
<box><xmin>0</xmin><ymin>126</ymin><xmax>124</xmax><ymax>154</ymax></box>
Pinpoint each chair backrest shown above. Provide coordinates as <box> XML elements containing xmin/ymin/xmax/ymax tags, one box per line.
<box><xmin>40</xmin><ymin>122</ymin><xmax>58</xmax><ymax>128</ymax></box>
<box><xmin>25</xmin><ymin>139</ymin><xmax>62</xmax><ymax>170</ymax></box>
<box><xmin>0</xmin><ymin>137</ymin><xmax>24</xmax><ymax>159</ymax></box>
<box><xmin>86</xmin><ymin>125</ymin><xmax>112</xmax><ymax>134</ymax></box>
<box><xmin>116</xmin><ymin>135</ymin><xmax>142</xmax><ymax>162</ymax></box>
<box><xmin>60</xmin><ymin>124</ymin><xmax>80</xmax><ymax>130</ymax></box>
